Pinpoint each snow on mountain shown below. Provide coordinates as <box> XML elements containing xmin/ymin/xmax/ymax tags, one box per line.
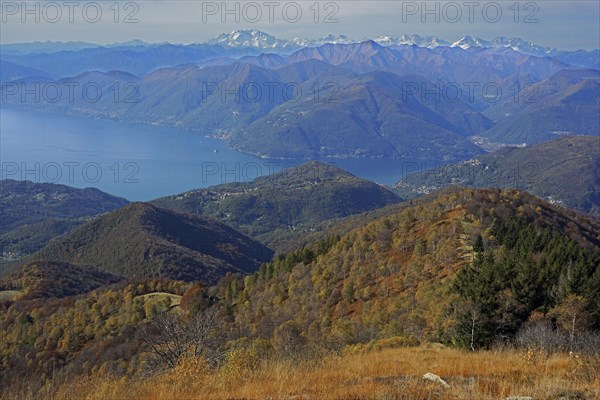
<box><xmin>206</xmin><ymin>30</ymin><xmax>360</xmax><ymax>50</ymax></box>
<box><xmin>418</xmin><ymin>36</ymin><xmax>452</xmax><ymax>48</ymax></box>
<box><xmin>374</xmin><ymin>34</ymin><xmax>451</xmax><ymax>48</ymax></box>
<box><xmin>450</xmin><ymin>35</ymin><xmax>555</xmax><ymax>55</ymax></box>
<box><xmin>489</xmin><ymin>37</ymin><xmax>553</xmax><ymax>55</ymax></box>
<box><xmin>451</xmin><ymin>35</ymin><xmax>492</xmax><ymax>49</ymax></box>
<box><xmin>6</xmin><ymin>30</ymin><xmax>568</xmax><ymax>58</ymax></box>
<box><xmin>204</xmin><ymin>30</ymin><xmax>565</xmax><ymax>58</ymax></box>
<box><xmin>207</xmin><ymin>29</ymin><xmax>284</xmax><ymax>49</ymax></box>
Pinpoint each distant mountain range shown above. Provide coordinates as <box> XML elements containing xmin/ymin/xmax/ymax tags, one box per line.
<box><xmin>395</xmin><ymin>136</ymin><xmax>600</xmax><ymax>215</ymax></box>
<box><xmin>0</xmin><ymin>39</ymin><xmax>154</xmax><ymax>56</ymax></box>
<box><xmin>0</xmin><ymin>59</ymin><xmax>54</xmax><ymax>82</ymax></box>
<box><xmin>0</xmin><ymin>44</ymin><xmax>254</xmax><ymax>78</ymax></box>
<box><xmin>206</xmin><ymin>30</ymin><xmax>354</xmax><ymax>50</ymax></box>
<box><xmin>208</xmin><ymin>30</ymin><xmax>568</xmax><ymax>56</ymax></box>
<box><xmin>3</xmin><ymin>30</ymin><xmax>598</xmax><ymax>67</ymax></box>
<box><xmin>205</xmin><ymin>31</ymin><xmax>599</xmax><ymax>68</ymax></box>
<box><xmin>1</xmin><ymin>31</ymin><xmax>598</xmax><ymax>163</ymax></box>
<box><xmin>6</xmin><ymin>39</ymin><xmax>596</xmax><ymax>161</ymax></box>
<box><xmin>481</xmin><ymin>69</ymin><xmax>600</xmax><ymax>144</ymax></box>
<box><xmin>4</xmin><ymin>30</ymin><xmax>594</xmax><ymax>56</ymax></box>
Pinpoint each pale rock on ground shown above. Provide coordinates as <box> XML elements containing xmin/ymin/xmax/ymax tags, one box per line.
<box><xmin>422</xmin><ymin>372</ymin><xmax>450</xmax><ymax>388</ymax></box>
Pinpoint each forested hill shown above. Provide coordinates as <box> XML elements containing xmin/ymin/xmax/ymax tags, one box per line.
<box><xmin>152</xmin><ymin>161</ymin><xmax>401</xmax><ymax>251</ymax></box>
<box><xmin>222</xmin><ymin>188</ymin><xmax>600</xmax><ymax>348</ymax></box>
<box><xmin>0</xmin><ymin>179</ymin><xmax>128</xmax><ymax>234</ymax></box>
<box><xmin>25</xmin><ymin>202</ymin><xmax>273</xmax><ymax>284</ymax></box>
<box><xmin>0</xmin><ymin>180</ymin><xmax>129</xmax><ymax>266</ymax></box>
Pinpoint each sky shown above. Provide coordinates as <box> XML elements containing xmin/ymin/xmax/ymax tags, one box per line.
<box><xmin>1</xmin><ymin>1</ymin><xmax>599</xmax><ymax>50</ymax></box>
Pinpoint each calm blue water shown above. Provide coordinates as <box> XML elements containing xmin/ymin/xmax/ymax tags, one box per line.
<box><xmin>1</xmin><ymin>107</ymin><xmax>424</xmax><ymax>200</ymax></box>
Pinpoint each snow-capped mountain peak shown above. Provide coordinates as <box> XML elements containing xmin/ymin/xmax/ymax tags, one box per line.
<box><xmin>373</xmin><ymin>34</ymin><xmax>450</xmax><ymax>48</ymax></box>
<box><xmin>205</xmin><ymin>30</ymin><xmax>363</xmax><ymax>51</ymax></box>
<box><xmin>208</xmin><ymin>29</ymin><xmax>281</xmax><ymax>49</ymax></box>
<box><xmin>451</xmin><ymin>35</ymin><xmax>491</xmax><ymax>49</ymax></box>
<box><xmin>204</xmin><ymin>30</ymin><xmax>561</xmax><ymax>57</ymax></box>
<box><xmin>489</xmin><ymin>36</ymin><xmax>554</xmax><ymax>54</ymax></box>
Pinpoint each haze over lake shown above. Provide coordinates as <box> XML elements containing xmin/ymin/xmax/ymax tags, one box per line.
<box><xmin>1</xmin><ymin>108</ymin><xmax>428</xmax><ymax>200</ymax></box>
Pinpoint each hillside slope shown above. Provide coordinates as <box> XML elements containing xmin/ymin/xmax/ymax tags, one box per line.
<box><xmin>394</xmin><ymin>136</ymin><xmax>600</xmax><ymax>215</ymax></box>
<box><xmin>1</xmin><ymin>218</ymin><xmax>89</xmax><ymax>264</ymax></box>
<box><xmin>28</xmin><ymin>203</ymin><xmax>273</xmax><ymax>284</ymax></box>
<box><xmin>0</xmin><ymin>180</ymin><xmax>129</xmax><ymax>234</ymax></box>
<box><xmin>481</xmin><ymin>69</ymin><xmax>600</xmax><ymax>144</ymax></box>
<box><xmin>229</xmin><ymin>71</ymin><xmax>488</xmax><ymax>160</ymax></box>
<box><xmin>224</xmin><ymin>188</ymin><xmax>600</xmax><ymax>347</ymax></box>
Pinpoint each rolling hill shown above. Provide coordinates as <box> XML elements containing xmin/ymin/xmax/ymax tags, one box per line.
<box><xmin>394</xmin><ymin>136</ymin><xmax>600</xmax><ymax>215</ymax></box>
<box><xmin>26</xmin><ymin>203</ymin><xmax>273</xmax><ymax>284</ymax></box>
<box><xmin>0</xmin><ymin>180</ymin><xmax>129</xmax><ymax>234</ymax></box>
<box><xmin>151</xmin><ymin>161</ymin><xmax>402</xmax><ymax>251</ymax></box>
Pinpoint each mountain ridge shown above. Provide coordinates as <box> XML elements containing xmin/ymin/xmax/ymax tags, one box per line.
<box><xmin>152</xmin><ymin>161</ymin><xmax>402</xmax><ymax>252</ymax></box>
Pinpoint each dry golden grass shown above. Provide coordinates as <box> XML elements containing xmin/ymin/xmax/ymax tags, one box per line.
<box><xmin>53</xmin><ymin>345</ymin><xmax>600</xmax><ymax>400</ymax></box>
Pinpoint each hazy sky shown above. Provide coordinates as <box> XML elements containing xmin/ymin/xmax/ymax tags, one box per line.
<box><xmin>1</xmin><ymin>1</ymin><xmax>599</xmax><ymax>50</ymax></box>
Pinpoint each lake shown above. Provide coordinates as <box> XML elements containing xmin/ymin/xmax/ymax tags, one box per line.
<box><xmin>1</xmin><ymin>107</ymin><xmax>430</xmax><ymax>200</ymax></box>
